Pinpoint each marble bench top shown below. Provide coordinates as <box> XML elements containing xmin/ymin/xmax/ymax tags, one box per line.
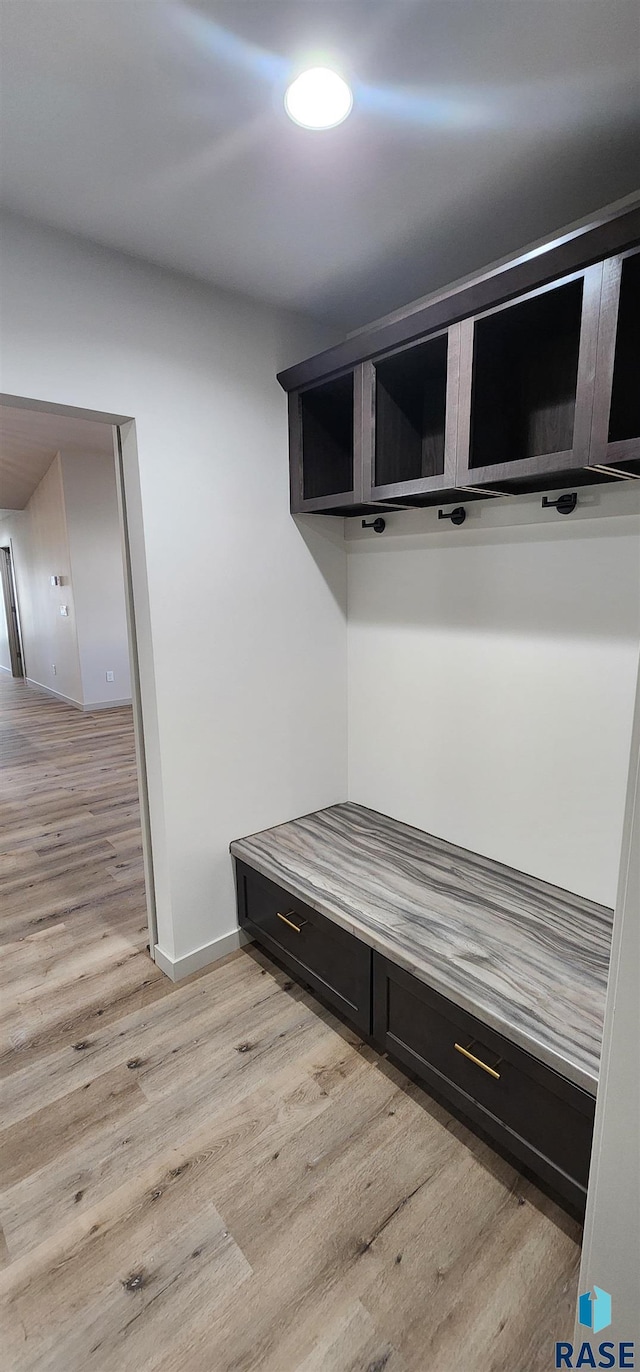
<box><xmin>231</xmin><ymin>803</ymin><xmax>613</xmax><ymax>1095</ymax></box>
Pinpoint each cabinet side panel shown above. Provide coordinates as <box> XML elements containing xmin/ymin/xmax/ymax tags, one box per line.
<box><xmin>571</xmin><ymin>262</ymin><xmax>604</xmax><ymax>462</ymax></box>
<box><xmin>288</xmin><ymin>391</ymin><xmax>304</xmax><ymax>514</ymax></box>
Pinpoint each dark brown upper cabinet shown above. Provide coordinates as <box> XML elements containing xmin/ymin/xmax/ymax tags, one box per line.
<box><xmin>280</xmin><ymin>208</ymin><xmax>640</xmax><ymax>517</ymax></box>
<box><xmin>361</xmin><ymin>326</ymin><xmax>460</xmax><ymax>506</ymax></box>
<box><xmin>589</xmin><ymin>248</ymin><xmax>640</xmax><ymax>477</ymax></box>
<box><xmin>289</xmin><ymin>370</ymin><xmax>362</xmax><ymax>514</ymax></box>
<box><xmin>455</xmin><ymin>265</ymin><xmax>603</xmax><ymax>492</ymax></box>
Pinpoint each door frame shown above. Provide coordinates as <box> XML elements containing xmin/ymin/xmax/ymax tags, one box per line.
<box><xmin>0</xmin><ymin>543</ymin><xmax>25</xmax><ymax>678</ymax></box>
<box><xmin>0</xmin><ymin>392</ymin><xmax>158</xmax><ymax>953</ymax></box>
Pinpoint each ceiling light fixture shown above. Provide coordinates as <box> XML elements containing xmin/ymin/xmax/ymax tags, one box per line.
<box><xmin>284</xmin><ymin>67</ymin><xmax>353</xmax><ymax>130</ymax></box>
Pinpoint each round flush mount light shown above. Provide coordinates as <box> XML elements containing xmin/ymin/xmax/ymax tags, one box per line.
<box><xmin>284</xmin><ymin>67</ymin><xmax>353</xmax><ymax>129</ymax></box>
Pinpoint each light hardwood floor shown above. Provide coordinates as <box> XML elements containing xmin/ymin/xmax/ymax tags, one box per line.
<box><xmin>0</xmin><ymin>674</ymin><xmax>581</xmax><ymax>1371</ymax></box>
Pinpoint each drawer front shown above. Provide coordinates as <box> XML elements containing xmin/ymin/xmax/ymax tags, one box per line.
<box><xmin>373</xmin><ymin>954</ymin><xmax>594</xmax><ymax>1210</ymax></box>
<box><xmin>235</xmin><ymin>861</ymin><xmax>372</xmax><ymax>1034</ymax></box>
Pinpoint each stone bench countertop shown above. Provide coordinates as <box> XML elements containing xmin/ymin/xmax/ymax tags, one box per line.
<box><xmin>231</xmin><ymin>803</ymin><xmax>613</xmax><ymax>1095</ymax></box>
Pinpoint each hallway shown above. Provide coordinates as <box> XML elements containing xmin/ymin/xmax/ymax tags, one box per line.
<box><xmin>0</xmin><ymin>677</ymin><xmax>582</xmax><ymax>1371</ymax></box>
<box><xmin>0</xmin><ymin>675</ymin><xmax>161</xmax><ymax>1069</ymax></box>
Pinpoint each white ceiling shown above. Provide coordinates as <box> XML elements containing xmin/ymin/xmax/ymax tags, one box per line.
<box><xmin>1</xmin><ymin>1</ymin><xmax>639</xmax><ymax>328</ymax></box>
<box><xmin>0</xmin><ymin>405</ymin><xmax>114</xmax><ymax>509</ymax></box>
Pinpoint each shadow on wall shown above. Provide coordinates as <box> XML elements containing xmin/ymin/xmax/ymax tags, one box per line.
<box><xmin>346</xmin><ymin>514</ymin><xmax>640</xmax><ymax>643</ymax></box>
<box><xmin>294</xmin><ymin>514</ymin><xmax>348</xmax><ymax>617</ymax></box>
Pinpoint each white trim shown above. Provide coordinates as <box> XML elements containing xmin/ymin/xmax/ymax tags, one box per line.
<box><xmin>26</xmin><ymin>677</ymin><xmax>84</xmax><ymax>709</ymax></box>
<box><xmin>577</xmin><ymin>654</ymin><xmax>640</xmax><ymax>1338</ymax></box>
<box><xmin>0</xmin><ymin>663</ymin><xmax>12</xmax><ymax>674</ymax></box>
<box><xmin>113</xmin><ymin>420</ymin><xmax>159</xmax><ymax>955</ymax></box>
<box><xmin>23</xmin><ymin>677</ymin><xmax>131</xmax><ymax>712</ymax></box>
<box><xmin>84</xmin><ymin>697</ymin><xmax>132</xmax><ymax>711</ymax></box>
<box><xmin>153</xmin><ymin>928</ymin><xmax>252</xmax><ymax>982</ymax></box>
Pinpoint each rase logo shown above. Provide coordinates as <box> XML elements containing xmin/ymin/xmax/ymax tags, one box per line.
<box><xmin>580</xmin><ymin>1288</ymin><xmax>613</xmax><ymax>1336</ymax></box>
<box><xmin>554</xmin><ymin>1287</ymin><xmax>636</xmax><ymax>1369</ymax></box>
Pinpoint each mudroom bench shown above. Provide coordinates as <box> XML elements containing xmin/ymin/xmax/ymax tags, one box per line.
<box><xmin>230</xmin><ymin>803</ymin><xmax>613</xmax><ymax>1213</ymax></box>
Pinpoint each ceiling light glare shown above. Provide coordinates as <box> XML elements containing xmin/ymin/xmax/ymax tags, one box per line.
<box><xmin>285</xmin><ymin>67</ymin><xmax>353</xmax><ymax>130</ymax></box>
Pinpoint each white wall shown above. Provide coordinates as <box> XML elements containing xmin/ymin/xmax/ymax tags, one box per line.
<box><xmin>4</xmin><ymin>456</ymin><xmax>85</xmax><ymax>704</ymax></box>
<box><xmin>0</xmin><ymin>211</ymin><xmax>347</xmax><ymax>971</ymax></box>
<box><xmin>347</xmin><ymin>492</ymin><xmax>640</xmax><ymax>908</ymax></box>
<box><xmin>1</xmin><ymin>448</ymin><xmax>129</xmax><ymax>709</ymax></box>
<box><xmin>61</xmin><ymin>449</ymin><xmax>131</xmax><ymax>706</ymax></box>
<box><xmin>578</xmin><ymin>654</ymin><xmax>640</xmax><ymax>1344</ymax></box>
<box><xmin>6</xmin><ymin>211</ymin><xmax>633</xmax><ymax>979</ymax></box>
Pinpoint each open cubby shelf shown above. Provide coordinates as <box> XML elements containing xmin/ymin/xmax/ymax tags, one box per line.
<box><xmin>282</xmin><ymin>211</ymin><xmax>640</xmax><ymax>513</ymax></box>
<box><xmin>608</xmin><ymin>252</ymin><xmax>640</xmax><ymax>445</ymax></box>
<box><xmin>469</xmin><ymin>279</ymin><xmax>584</xmax><ymax>469</ymax></box>
<box><xmin>374</xmin><ymin>334</ymin><xmax>448</xmax><ymax>487</ymax></box>
<box><xmin>301</xmin><ymin>374</ymin><xmax>354</xmax><ymax>501</ymax></box>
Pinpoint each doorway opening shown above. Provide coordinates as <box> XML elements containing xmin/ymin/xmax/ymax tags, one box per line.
<box><xmin>0</xmin><ymin>393</ymin><xmax>157</xmax><ymax>956</ymax></box>
<box><xmin>0</xmin><ymin>544</ymin><xmax>25</xmax><ymax>678</ymax></box>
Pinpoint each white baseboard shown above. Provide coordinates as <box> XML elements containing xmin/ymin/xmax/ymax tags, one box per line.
<box><xmin>25</xmin><ymin>679</ymin><xmax>132</xmax><ymax>711</ymax></box>
<box><xmin>0</xmin><ymin>663</ymin><xmax>12</xmax><ymax>674</ymax></box>
<box><xmin>84</xmin><ymin>698</ymin><xmax>132</xmax><ymax>711</ymax></box>
<box><xmin>26</xmin><ymin>678</ymin><xmax>84</xmax><ymax>709</ymax></box>
<box><xmin>154</xmin><ymin>927</ymin><xmax>252</xmax><ymax>982</ymax></box>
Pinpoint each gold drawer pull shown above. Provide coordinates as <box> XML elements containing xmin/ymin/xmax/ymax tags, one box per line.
<box><xmin>454</xmin><ymin>1042</ymin><xmax>501</xmax><ymax>1080</ymax></box>
<box><xmin>276</xmin><ymin>911</ymin><xmax>306</xmax><ymax>934</ymax></box>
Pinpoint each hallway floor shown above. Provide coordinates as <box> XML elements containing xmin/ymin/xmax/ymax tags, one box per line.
<box><xmin>0</xmin><ymin>675</ymin><xmax>581</xmax><ymax>1371</ymax></box>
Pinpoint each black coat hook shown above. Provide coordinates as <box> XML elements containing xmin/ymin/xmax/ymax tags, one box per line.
<box><xmin>542</xmin><ymin>492</ymin><xmax>577</xmax><ymax>516</ymax></box>
<box><xmin>438</xmin><ymin>506</ymin><xmax>466</xmax><ymax>526</ymax></box>
<box><xmin>361</xmin><ymin>517</ymin><xmax>386</xmax><ymax>533</ymax></box>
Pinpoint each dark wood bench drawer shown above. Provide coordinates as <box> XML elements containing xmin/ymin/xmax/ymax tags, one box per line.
<box><xmin>235</xmin><ymin>861</ymin><xmax>372</xmax><ymax>1034</ymax></box>
<box><xmin>373</xmin><ymin>954</ymin><xmax>594</xmax><ymax>1211</ymax></box>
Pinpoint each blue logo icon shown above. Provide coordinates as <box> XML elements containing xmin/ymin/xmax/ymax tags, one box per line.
<box><xmin>579</xmin><ymin>1287</ymin><xmax>612</xmax><ymax>1335</ymax></box>
<box><xmin>555</xmin><ymin>1286</ymin><xmax>634</xmax><ymax>1367</ymax></box>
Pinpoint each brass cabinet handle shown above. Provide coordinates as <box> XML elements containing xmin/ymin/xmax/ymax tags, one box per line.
<box><xmin>454</xmin><ymin>1042</ymin><xmax>501</xmax><ymax>1080</ymax></box>
<box><xmin>276</xmin><ymin>911</ymin><xmax>306</xmax><ymax>933</ymax></box>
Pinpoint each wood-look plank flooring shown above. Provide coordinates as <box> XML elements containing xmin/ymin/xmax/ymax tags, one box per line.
<box><xmin>0</xmin><ymin>675</ymin><xmax>582</xmax><ymax>1371</ymax></box>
